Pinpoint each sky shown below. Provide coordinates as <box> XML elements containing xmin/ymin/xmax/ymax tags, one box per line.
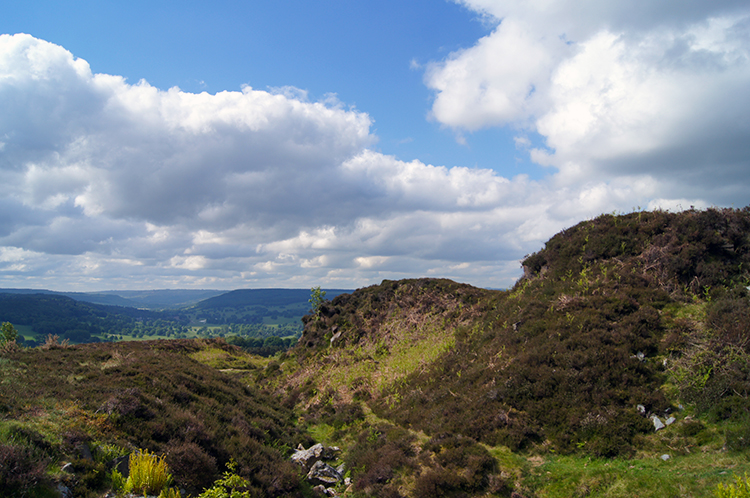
<box><xmin>1</xmin><ymin>1</ymin><xmax>749</xmax><ymax>292</ymax></box>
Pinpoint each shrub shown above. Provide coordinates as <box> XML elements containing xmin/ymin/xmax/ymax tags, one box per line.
<box><xmin>0</xmin><ymin>322</ymin><xmax>19</xmax><ymax>354</ymax></box>
<box><xmin>0</xmin><ymin>443</ymin><xmax>48</xmax><ymax>495</ymax></box>
<box><xmin>121</xmin><ymin>449</ymin><xmax>173</xmax><ymax>495</ymax></box>
<box><xmin>346</xmin><ymin>424</ymin><xmax>417</xmax><ymax>496</ymax></box>
<box><xmin>0</xmin><ymin>322</ymin><xmax>18</xmax><ymax>344</ymax></box>
<box><xmin>165</xmin><ymin>441</ymin><xmax>218</xmax><ymax>492</ymax></box>
<box><xmin>709</xmin><ymin>396</ymin><xmax>750</xmax><ymax>423</ymax></box>
<box><xmin>716</xmin><ymin>473</ymin><xmax>750</xmax><ymax>498</ymax></box>
<box><xmin>159</xmin><ymin>488</ymin><xmax>182</xmax><ymax>498</ymax></box>
<box><xmin>678</xmin><ymin>419</ymin><xmax>706</xmax><ymax>437</ymax></box>
<box><xmin>415</xmin><ymin>434</ymin><xmax>497</xmax><ymax>496</ymax></box>
<box><xmin>197</xmin><ymin>460</ymin><xmax>253</xmax><ymax>498</ymax></box>
<box><xmin>67</xmin><ymin>458</ymin><xmax>109</xmax><ymax>496</ymax></box>
<box><xmin>39</xmin><ymin>333</ymin><xmax>70</xmax><ymax>350</ymax></box>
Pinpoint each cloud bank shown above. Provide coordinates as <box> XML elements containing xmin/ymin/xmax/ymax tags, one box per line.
<box><xmin>429</xmin><ymin>1</ymin><xmax>750</xmax><ymax>197</ymax></box>
<box><xmin>1</xmin><ymin>10</ymin><xmax>749</xmax><ymax>291</ymax></box>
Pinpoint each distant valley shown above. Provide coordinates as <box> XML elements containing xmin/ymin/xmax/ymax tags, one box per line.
<box><xmin>0</xmin><ymin>287</ymin><xmax>351</xmax><ymax>353</ymax></box>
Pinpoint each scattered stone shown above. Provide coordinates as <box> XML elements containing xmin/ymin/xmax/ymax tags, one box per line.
<box><xmin>661</xmin><ymin>454</ymin><xmax>671</xmax><ymax>461</ymax></box>
<box><xmin>57</xmin><ymin>483</ymin><xmax>73</xmax><ymax>498</ymax></box>
<box><xmin>312</xmin><ymin>484</ymin><xmax>327</xmax><ymax>496</ymax></box>
<box><xmin>110</xmin><ymin>454</ymin><xmax>131</xmax><ymax>478</ymax></box>
<box><xmin>637</xmin><ymin>404</ymin><xmax>646</xmax><ymax>415</ymax></box>
<box><xmin>665</xmin><ymin>416</ymin><xmax>676</xmax><ymax>426</ymax></box>
<box><xmin>291</xmin><ymin>443</ymin><xmax>340</xmax><ymax>471</ymax></box>
<box><xmin>79</xmin><ymin>442</ymin><xmax>93</xmax><ymax>461</ymax></box>
<box><xmin>312</xmin><ymin>484</ymin><xmax>337</xmax><ymax>496</ymax></box>
<box><xmin>307</xmin><ymin>460</ymin><xmax>343</xmax><ymax>487</ymax></box>
<box><xmin>329</xmin><ymin>330</ymin><xmax>342</xmax><ymax>345</ymax></box>
<box><xmin>652</xmin><ymin>415</ymin><xmax>665</xmax><ymax>431</ymax></box>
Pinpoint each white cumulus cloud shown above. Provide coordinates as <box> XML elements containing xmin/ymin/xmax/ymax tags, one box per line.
<box><xmin>429</xmin><ymin>1</ymin><xmax>750</xmax><ymax>202</ymax></box>
<box><xmin>1</xmin><ymin>26</ymin><xmax>746</xmax><ymax>292</ymax></box>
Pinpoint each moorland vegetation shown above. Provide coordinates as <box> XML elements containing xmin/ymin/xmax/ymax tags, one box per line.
<box><xmin>2</xmin><ymin>207</ymin><xmax>750</xmax><ymax>497</ymax></box>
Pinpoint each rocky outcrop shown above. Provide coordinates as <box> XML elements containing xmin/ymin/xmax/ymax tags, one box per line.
<box><xmin>307</xmin><ymin>460</ymin><xmax>342</xmax><ymax>486</ymax></box>
<box><xmin>291</xmin><ymin>443</ymin><xmax>347</xmax><ymax>493</ymax></box>
<box><xmin>291</xmin><ymin>443</ymin><xmax>341</xmax><ymax>471</ymax></box>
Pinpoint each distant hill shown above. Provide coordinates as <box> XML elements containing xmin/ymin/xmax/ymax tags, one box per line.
<box><xmin>0</xmin><ymin>288</ymin><xmax>354</xmax><ymax>345</ymax></box>
<box><xmin>91</xmin><ymin>289</ymin><xmax>228</xmax><ymax>308</ymax></box>
<box><xmin>0</xmin><ymin>292</ymin><xmax>175</xmax><ymax>345</ymax></box>
<box><xmin>194</xmin><ymin>288</ymin><xmax>352</xmax><ymax>310</ymax></box>
<box><xmin>0</xmin><ymin>288</ymin><xmax>226</xmax><ymax>309</ymax></box>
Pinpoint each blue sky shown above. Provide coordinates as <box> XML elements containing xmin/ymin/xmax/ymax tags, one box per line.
<box><xmin>1</xmin><ymin>1</ymin><xmax>749</xmax><ymax>291</ymax></box>
<box><xmin>4</xmin><ymin>0</ymin><xmax>542</xmax><ymax>177</ymax></box>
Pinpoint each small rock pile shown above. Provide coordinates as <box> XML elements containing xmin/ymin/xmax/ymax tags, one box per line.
<box><xmin>291</xmin><ymin>443</ymin><xmax>351</xmax><ymax>496</ymax></box>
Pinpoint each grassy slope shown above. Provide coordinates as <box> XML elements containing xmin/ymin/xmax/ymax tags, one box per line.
<box><xmin>0</xmin><ymin>339</ymin><xmax>308</xmax><ymax>497</ymax></box>
<box><xmin>268</xmin><ymin>207</ymin><xmax>750</xmax><ymax>497</ymax></box>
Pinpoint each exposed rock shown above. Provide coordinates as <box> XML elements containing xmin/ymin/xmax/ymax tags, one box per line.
<box><xmin>631</xmin><ymin>351</ymin><xmax>646</xmax><ymax>361</ymax></box>
<box><xmin>637</xmin><ymin>404</ymin><xmax>646</xmax><ymax>416</ymax></box>
<box><xmin>307</xmin><ymin>460</ymin><xmax>343</xmax><ymax>487</ymax></box>
<box><xmin>311</xmin><ymin>482</ymin><xmax>339</xmax><ymax>495</ymax></box>
<box><xmin>652</xmin><ymin>415</ymin><xmax>665</xmax><ymax>431</ymax></box>
<box><xmin>330</xmin><ymin>328</ymin><xmax>342</xmax><ymax>346</ymax></box>
<box><xmin>665</xmin><ymin>416</ymin><xmax>676</xmax><ymax>426</ymax></box>
<box><xmin>80</xmin><ymin>442</ymin><xmax>93</xmax><ymax>461</ymax></box>
<box><xmin>57</xmin><ymin>483</ymin><xmax>73</xmax><ymax>498</ymax></box>
<box><xmin>110</xmin><ymin>454</ymin><xmax>131</xmax><ymax>478</ymax></box>
<box><xmin>661</xmin><ymin>454</ymin><xmax>671</xmax><ymax>461</ymax></box>
<box><xmin>291</xmin><ymin>443</ymin><xmax>340</xmax><ymax>471</ymax></box>
<box><xmin>312</xmin><ymin>484</ymin><xmax>328</xmax><ymax>496</ymax></box>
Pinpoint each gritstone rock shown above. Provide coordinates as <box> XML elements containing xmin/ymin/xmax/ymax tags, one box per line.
<box><xmin>652</xmin><ymin>415</ymin><xmax>665</xmax><ymax>431</ymax></box>
<box><xmin>307</xmin><ymin>460</ymin><xmax>343</xmax><ymax>487</ymax></box>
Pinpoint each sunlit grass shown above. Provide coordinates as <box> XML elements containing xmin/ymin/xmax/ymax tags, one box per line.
<box><xmin>188</xmin><ymin>346</ymin><xmax>259</xmax><ymax>370</ymax></box>
<box><xmin>525</xmin><ymin>450</ymin><xmax>750</xmax><ymax>497</ymax></box>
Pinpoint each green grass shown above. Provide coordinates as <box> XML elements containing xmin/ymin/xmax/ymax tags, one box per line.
<box><xmin>525</xmin><ymin>451</ymin><xmax>750</xmax><ymax>497</ymax></box>
<box><xmin>121</xmin><ymin>449</ymin><xmax>173</xmax><ymax>495</ymax></box>
<box><xmin>0</xmin><ymin>339</ymin><xmax>307</xmax><ymax>497</ymax></box>
<box><xmin>188</xmin><ymin>346</ymin><xmax>260</xmax><ymax>370</ymax></box>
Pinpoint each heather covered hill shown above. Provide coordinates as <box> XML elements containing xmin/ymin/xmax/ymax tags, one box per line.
<box><xmin>269</xmin><ymin>207</ymin><xmax>750</xmax><ymax>496</ymax></box>
<box><xmin>0</xmin><ymin>339</ymin><xmax>308</xmax><ymax>497</ymax></box>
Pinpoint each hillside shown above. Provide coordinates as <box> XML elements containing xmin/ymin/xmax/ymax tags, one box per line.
<box><xmin>267</xmin><ymin>207</ymin><xmax>750</xmax><ymax>497</ymax></box>
<box><xmin>0</xmin><ymin>339</ymin><xmax>307</xmax><ymax>497</ymax></box>
<box><xmin>0</xmin><ymin>293</ymin><xmax>180</xmax><ymax>345</ymax></box>
<box><xmin>0</xmin><ymin>289</ymin><xmax>226</xmax><ymax>309</ymax></box>
<box><xmin>186</xmin><ymin>288</ymin><xmax>352</xmax><ymax>328</ymax></box>
<box><xmin>3</xmin><ymin>207</ymin><xmax>750</xmax><ymax>497</ymax></box>
<box><xmin>194</xmin><ymin>288</ymin><xmax>352</xmax><ymax>310</ymax></box>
